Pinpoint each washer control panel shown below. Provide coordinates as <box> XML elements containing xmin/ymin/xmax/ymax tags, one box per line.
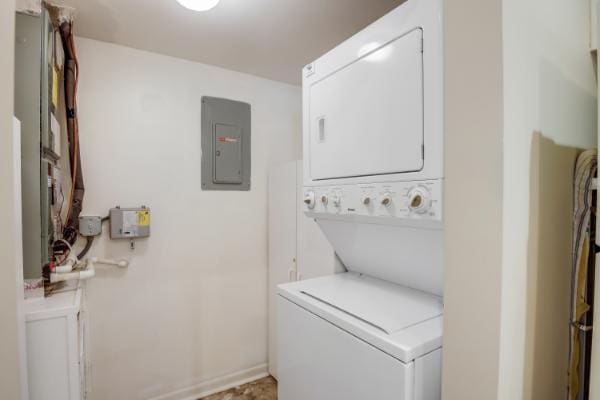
<box><xmin>303</xmin><ymin>180</ymin><xmax>442</xmax><ymax>222</ymax></box>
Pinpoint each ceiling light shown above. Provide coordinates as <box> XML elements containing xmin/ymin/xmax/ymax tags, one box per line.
<box><xmin>176</xmin><ymin>0</ymin><xmax>221</xmax><ymax>12</ymax></box>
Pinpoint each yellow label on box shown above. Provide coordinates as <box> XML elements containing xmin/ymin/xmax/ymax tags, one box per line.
<box><xmin>137</xmin><ymin>211</ymin><xmax>150</xmax><ymax>227</ymax></box>
<box><xmin>52</xmin><ymin>67</ymin><xmax>59</xmax><ymax>108</ymax></box>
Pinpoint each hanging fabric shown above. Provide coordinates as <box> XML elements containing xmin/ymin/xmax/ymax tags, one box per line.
<box><xmin>568</xmin><ymin>149</ymin><xmax>597</xmax><ymax>400</ymax></box>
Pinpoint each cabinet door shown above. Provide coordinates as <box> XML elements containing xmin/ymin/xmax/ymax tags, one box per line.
<box><xmin>268</xmin><ymin>161</ymin><xmax>298</xmax><ymax>378</ymax></box>
<box><xmin>296</xmin><ymin>162</ymin><xmax>341</xmax><ymax>281</ymax></box>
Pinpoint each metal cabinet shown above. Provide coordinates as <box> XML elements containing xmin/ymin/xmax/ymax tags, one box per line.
<box><xmin>15</xmin><ymin>9</ymin><xmax>59</xmax><ymax>280</ymax></box>
<box><xmin>201</xmin><ymin>96</ymin><xmax>251</xmax><ymax>191</ymax></box>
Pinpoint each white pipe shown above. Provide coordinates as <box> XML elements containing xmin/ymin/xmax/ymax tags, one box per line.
<box><xmin>55</xmin><ymin>255</ymin><xmax>78</xmax><ymax>274</ymax></box>
<box><xmin>50</xmin><ymin>267</ymin><xmax>95</xmax><ymax>283</ymax></box>
<box><xmin>89</xmin><ymin>257</ymin><xmax>129</xmax><ymax>268</ymax></box>
<box><xmin>50</xmin><ymin>257</ymin><xmax>128</xmax><ymax>283</ymax></box>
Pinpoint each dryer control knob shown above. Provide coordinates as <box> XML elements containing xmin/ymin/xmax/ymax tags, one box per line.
<box><xmin>304</xmin><ymin>191</ymin><xmax>316</xmax><ymax>209</ymax></box>
<box><xmin>381</xmin><ymin>193</ymin><xmax>392</xmax><ymax>207</ymax></box>
<box><xmin>320</xmin><ymin>195</ymin><xmax>328</xmax><ymax>205</ymax></box>
<box><xmin>408</xmin><ymin>187</ymin><xmax>431</xmax><ymax>214</ymax></box>
<box><xmin>362</xmin><ymin>196</ymin><xmax>371</xmax><ymax>206</ymax></box>
<box><xmin>331</xmin><ymin>195</ymin><xmax>341</xmax><ymax>208</ymax></box>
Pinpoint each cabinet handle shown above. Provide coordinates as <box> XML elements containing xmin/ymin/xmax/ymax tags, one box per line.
<box><xmin>317</xmin><ymin>117</ymin><xmax>326</xmax><ymax>143</ymax></box>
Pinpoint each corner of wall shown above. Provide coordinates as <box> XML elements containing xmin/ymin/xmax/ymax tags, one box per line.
<box><xmin>442</xmin><ymin>0</ymin><xmax>504</xmax><ymax>398</ymax></box>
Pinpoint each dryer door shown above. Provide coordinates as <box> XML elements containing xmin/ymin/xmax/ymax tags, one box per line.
<box><xmin>308</xmin><ymin>28</ymin><xmax>424</xmax><ymax>181</ymax></box>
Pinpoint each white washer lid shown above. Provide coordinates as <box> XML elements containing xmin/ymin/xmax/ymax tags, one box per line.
<box><xmin>278</xmin><ymin>272</ymin><xmax>443</xmax><ymax>362</ymax></box>
<box><xmin>298</xmin><ymin>272</ymin><xmax>442</xmax><ymax>334</ymax></box>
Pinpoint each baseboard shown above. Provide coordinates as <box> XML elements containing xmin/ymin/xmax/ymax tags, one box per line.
<box><xmin>148</xmin><ymin>364</ymin><xmax>269</xmax><ymax>400</ymax></box>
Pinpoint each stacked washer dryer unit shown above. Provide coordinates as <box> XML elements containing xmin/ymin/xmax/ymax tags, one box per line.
<box><xmin>277</xmin><ymin>0</ymin><xmax>444</xmax><ymax>399</ymax></box>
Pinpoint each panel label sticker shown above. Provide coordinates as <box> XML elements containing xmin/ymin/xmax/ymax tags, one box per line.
<box><xmin>217</xmin><ymin>136</ymin><xmax>239</xmax><ymax>143</ymax></box>
<box><xmin>122</xmin><ymin>211</ymin><xmax>138</xmax><ymax>236</ymax></box>
<box><xmin>52</xmin><ymin>67</ymin><xmax>59</xmax><ymax>108</ymax></box>
<box><xmin>137</xmin><ymin>210</ymin><xmax>150</xmax><ymax>227</ymax></box>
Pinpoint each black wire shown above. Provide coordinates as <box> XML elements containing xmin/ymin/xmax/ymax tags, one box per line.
<box><xmin>73</xmin><ymin>216</ymin><xmax>108</xmax><ymax>260</ymax></box>
<box><xmin>77</xmin><ymin>236</ymin><xmax>94</xmax><ymax>260</ymax></box>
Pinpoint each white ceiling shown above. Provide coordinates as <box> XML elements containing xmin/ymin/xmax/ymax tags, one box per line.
<box><xmin>53</xmin><ymin>0</ymin><xmax>405</xmax><ymax>85</ymax></box>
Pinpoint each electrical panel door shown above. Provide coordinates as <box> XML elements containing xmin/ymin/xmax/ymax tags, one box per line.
<box><xmin>201</xmin><ymin>97</ymin><xmax>251</xmax><ymax>191</ymax></box>
<box><xmin>15</xmin><ymin>12</ymin><xmax>44</xmax><ymax>279</ymax></box>
<box><xmin>213</xmin><ymin>124</ymin><xmax>243</xmax><ymax>184</ymax></box>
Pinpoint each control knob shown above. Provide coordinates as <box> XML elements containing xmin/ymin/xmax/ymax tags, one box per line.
<box><xmin>408</xmin><ymin>187</ymin><xmax>431</xmax><ymax>214</ymax></box>
<box><xmin>362</xmin><ymin>195</ymin><xmax>372</xmax><ymax>206</ymax></box>
<box><xmin>380</xmin><ymin>193</ymin><xmax>392</xmax><ymax>207</ymax></box>
<box><xmin>331</xmin><ymin>195</ymin><xmax>341</xmax><ymax>208</ymax></box>
<box><xmin>320</xmin><ymin>195</ymin><xmax>328</xmax><ymax>205</ymax></box>
<box><xmin>304</xmin><ymin>191</ymin><xmax>316</xmax><ymax>209</ymax></box>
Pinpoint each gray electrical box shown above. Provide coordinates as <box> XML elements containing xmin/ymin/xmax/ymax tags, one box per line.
<box><xmin>79</xmin><ymin>216</ymin><xmax>103</xmax><ymax>237</ymax></box>
<box><xmin>109</xmin><ymin>207</ymin><xmax>151</xmax><ymax>239</ymax></box>
<box><xmin>201</xmin><ymin>97</ymin><xmax>251</xmax><ymax>191</ymax></box>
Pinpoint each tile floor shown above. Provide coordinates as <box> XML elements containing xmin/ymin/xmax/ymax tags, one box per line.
<box><xmin>199</xmin><ymin>376</ymin><xmax>277</xmax><ymax>400</ymax></box>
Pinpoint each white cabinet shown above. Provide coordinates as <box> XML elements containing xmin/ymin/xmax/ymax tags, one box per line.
<box><xmin>268</xmin><ymin>160</ymin><xmax>341</xmax><ymax>378</ymax></box>
<box><xmin>25</xmin><ymin>288</ymin><xmax>87</xmax><ymax>400</ymax></box>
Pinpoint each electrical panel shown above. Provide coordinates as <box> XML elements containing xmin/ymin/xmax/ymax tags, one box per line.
<box><xmin>109</xmin><ymin>207</ymin><xmax>151</xmax><ymax>239</ymax></box>
<box><xmin>201</xmin><ymin>96</ymin><xmax>251</xmax><ymax>191</ymax></box>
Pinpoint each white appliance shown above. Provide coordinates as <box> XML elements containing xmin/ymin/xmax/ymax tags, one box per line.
<box><xmin>268</xmin><ymin>160</ymin><xmax>342</xmax><ymax>378</ymax></box>
<box><xmin>277</xmin><ymin>0</ymin><xmax>444</xmax><ymax>398</ymax></box>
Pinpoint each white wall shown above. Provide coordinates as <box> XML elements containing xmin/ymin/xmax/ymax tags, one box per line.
<box><xmin>0</xmin><ymin>1</ymin><xmax>24</xmax><ymax>400</ymax></box>
<box><xmin>74</xmin><ymin>38</ymin><xmax>301</xmax><ymax>400</ymax></box>
<box><xmin>442</xmin><ymin>0</ymin><xmax>504</xmax><ymax>398</ymax></box>
<box><xmin>499</xmin><ymin>0</ymin><xmax>597</xmax><ymax>398</ymax></box>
